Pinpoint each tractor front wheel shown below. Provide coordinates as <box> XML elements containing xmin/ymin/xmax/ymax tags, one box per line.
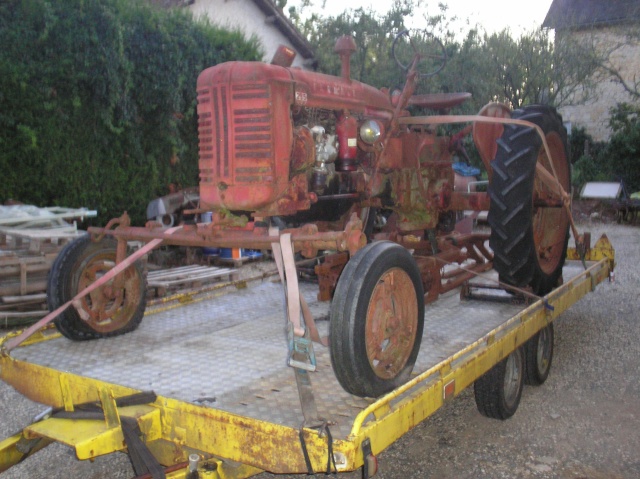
<box><xmin>329</xmin><ymin>241</ymin><xmax>425</xmax><ymax>398</ymax></box>
<box><xmin>47</xmin><ymin>235</ymin><xmax>147</xmax><ymax>340</ymax></box>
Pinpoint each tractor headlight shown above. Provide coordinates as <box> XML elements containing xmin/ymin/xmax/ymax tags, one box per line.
<box><xmin>359</xmin><ymin>120</ymin><xmax>382</xmax><ymax>144</ymax></box>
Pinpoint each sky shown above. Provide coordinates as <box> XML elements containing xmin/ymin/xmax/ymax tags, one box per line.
<box><xmin>294</xmin><ymin>0</ymin><xmax>555</xmax><ymax>37</ymax></box>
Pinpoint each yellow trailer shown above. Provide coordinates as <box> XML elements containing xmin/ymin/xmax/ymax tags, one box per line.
<box><xmin>0</xmin><ymin>236</ymin><xmax>614</xmax><ymax>479</ymax></box>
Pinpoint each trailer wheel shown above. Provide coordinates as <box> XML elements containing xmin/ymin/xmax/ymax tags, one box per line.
<box><xmin>524</xmin><ymin>324</ymin><xmax>554</xmax><ymax>385</ymax></box>
<box><xmin>47</xmin><ymin>235</ymin><xmax>146</xmax><ymax>340</ymax></box>
<box><xmin>488</xmin><ymin>105</ymin><xmax>570</xmax><ymax>295</ymax></box>
<box><xmin>330</xmin><ymin>241</ymin><xmax>424</xmax><ymax>398</ymax></box>
<box><xmin>474</xmin><ymin>347</ymin><xmax>524</xmax><ymax>420</ymax></box>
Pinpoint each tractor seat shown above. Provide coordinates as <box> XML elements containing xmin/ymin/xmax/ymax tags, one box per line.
<box><xmin>405</xmin><ymin>92</ymin><xmax>472</xmax><ymax>110</ymax></box>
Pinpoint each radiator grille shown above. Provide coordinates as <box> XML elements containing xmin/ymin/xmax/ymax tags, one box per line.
<box><xmin>231</xmin><ymin>84</ymin><xmax>274</xmax><ymax>183</ymax></box>
<box><xmin>198</xmin><ymin>82</ymin><xmax>274</xmax><ymax>185</ymax></box>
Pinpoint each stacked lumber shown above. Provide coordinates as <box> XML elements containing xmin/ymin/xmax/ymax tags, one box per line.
<box><xmin>0</xmin><ymin>205</ymin><xmax>96</xmax><ymax>326</ymax></box>
<box><xmin>0</xmin><ymin>251</ymin><xmax>55</xmax><ymax>326</ymax></box>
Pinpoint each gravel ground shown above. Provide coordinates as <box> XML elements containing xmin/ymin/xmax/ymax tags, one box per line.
<box><xmin>1</xmin><ymin>221</ymin><xmax>638</xmax><ymax>479</ymax></box>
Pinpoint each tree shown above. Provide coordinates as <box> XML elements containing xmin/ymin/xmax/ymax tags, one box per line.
<box><xmin>286</xmin><ymin>0</ymin><xmax>601</xmax><ymax>113</ymax></box>
<box><xmin>290</xmin><ymin>2</ymin><xmax>413</xmax><ymax>88</ymax></box>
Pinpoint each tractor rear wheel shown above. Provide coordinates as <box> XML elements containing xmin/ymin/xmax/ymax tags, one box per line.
<box><xmin>47</xmin><ymin>235</ymin><xmax>147</xmax><ymax>340</ymax></box>
<box><xmin>330</xmin><ymin>241</ymin><xmax>424</xmax><ymax>398</ymax></box>
<box><xmin>488</xmin><ymin>105</ymin><xmax>570</xmax><ymax>295</ymax></box>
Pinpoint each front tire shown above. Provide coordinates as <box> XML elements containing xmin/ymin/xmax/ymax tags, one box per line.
<box><xmin>47</xmin><ymin>235</ymin><xmax>147</xmax><ymax>340</ymax></box>
<box><xmin>330</xmin><ymin>241</ymin><xmax>425</xmax><ymax>398</ymax></box>
<box><xmin>488</xmin><ymin>105</ymin><xmax>570</xmax><ymax>295</ymax></box>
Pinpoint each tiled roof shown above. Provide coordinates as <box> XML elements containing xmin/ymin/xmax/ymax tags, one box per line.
<box><xmin>251</xmin><ymin>0</ymin><xmax>314</xmax><ymax>60</ymax></box>
<box><xmin>147</xmin><ymin>0</ymin><xmax>315</xmax><ymax>60</ymax></box>
<box><xmin>543</xmin><ymin>0</ymin><xmax>640</xmax><ymax>29</ymax></box>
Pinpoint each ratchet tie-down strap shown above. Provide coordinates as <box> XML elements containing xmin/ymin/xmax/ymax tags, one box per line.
<box><xmin>269</xmin><ymin>228</ymin><xmax>328</xmax><ymax>348</ymax></box>
<box><xmin>270</xmin><ymin>227</ymin><xmax>326</xmax><ymax>427</ymax></box>
<box><xmin>271</xmin><ymin>229</ymin><xmax>337</xmax><ymax>474</ymax></box>
<box><xmin>299</xmin><ymin>422</ymin><xmax>337</xmax><ymax>475</ymax></box>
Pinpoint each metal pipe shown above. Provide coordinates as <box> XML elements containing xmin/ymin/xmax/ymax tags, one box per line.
<box><xmin>86</xmin><ymin>226</ymin><xmax>348</xmax><ymax>251</ymax></box>
<box><xmin>188</xmin><ymin>453</ymin><xmax>200</xmax><ymax>473</ymax></box>
<box><xmin>467</xmin><ymin>180</ymin><xmax>488</xmax><ymax>193</ymax></box>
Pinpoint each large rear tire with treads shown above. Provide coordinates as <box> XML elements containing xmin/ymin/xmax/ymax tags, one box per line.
<box><xmin>488</xmin><ymin>105</ymin><xmax>570</xmax><ymax>295</ymax></box>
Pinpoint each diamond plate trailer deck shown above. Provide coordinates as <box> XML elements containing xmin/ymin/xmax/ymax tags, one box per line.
<box><xmin>0</xmin><ymin>239</ymin><xmax>614</xmax><ymax>479</ymax></box>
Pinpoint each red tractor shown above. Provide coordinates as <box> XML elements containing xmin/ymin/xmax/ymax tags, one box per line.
<box><xmin>45</xmin><ymin>32</ymin><xmax>574</xmax><ymax>398</ymax></box>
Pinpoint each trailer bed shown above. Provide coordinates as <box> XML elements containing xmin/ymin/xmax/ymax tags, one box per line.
<box><xmin>11</xmin><ymin>264</ymin><xmax>580</xmax><ymax>438</ymax></box>
<box><xmin>0</xmin><ymin>246</ymin><xmax>613</xmax><ymax>477</ymax></box>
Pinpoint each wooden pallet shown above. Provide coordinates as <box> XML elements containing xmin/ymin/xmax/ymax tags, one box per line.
<box><xmin>0</xmin><ymin>253</ymin><xmax>56</xmax><ymax>297</ymax></box>
<box><xmin>0</xmin><ymin>255</ymin><xmax>51</xmax><ymax>327</ymax></box>
<box><xmin>147</xmin><ymin>264</ymin><xmax>238</xmax><ymax>298</ymax></box>
<box><xmin>0</xmin><ymin>225</ymin><xmax>84</xmax><ymax>254</ymax></box>
<box><xmin>0</xmin><ymin>224</ymin><xmax>84</xmax><ymax>323</ymax></box>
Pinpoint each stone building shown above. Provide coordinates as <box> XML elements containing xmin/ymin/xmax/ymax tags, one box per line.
<box><xmin>150</xmin><ymin>0</ymin><xmax>316</xmax><ymax>70</ymax></box>
<box><xmin>543</xmin><ymin>0</ymin><xmax>640</xmax><ymax>141</ymax></box>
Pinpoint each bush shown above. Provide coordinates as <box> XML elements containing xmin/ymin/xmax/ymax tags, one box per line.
<box><xmin>569</xmin><ymin>126</ymin><xmax>609</xmax><ymax>192</ymax></box>
<box><xmin>0</xmin><ymin>0</ymin><xmax>261</xmax><ymax>224</ymax></box>
<box><xmin>606</xmin><ymin>103</ymin><xmax>640</xmax><ymax>194</ymax></box>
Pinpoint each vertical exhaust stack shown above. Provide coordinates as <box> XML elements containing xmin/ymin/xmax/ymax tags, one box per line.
<box><xmin>271</xmin><ymin>45</ymin><xmax>296</xmax><ymax>67</ymax></box>
<box><xmin>334</xmin><ymin>36</ymin><xmax>357</xmax><ymax>80</ymax></box>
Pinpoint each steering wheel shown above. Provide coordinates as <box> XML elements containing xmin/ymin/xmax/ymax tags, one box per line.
<box><xmin>392</xmin><ymin>29</ymin><xmax>447</xmax><ymax>78</ymax></box>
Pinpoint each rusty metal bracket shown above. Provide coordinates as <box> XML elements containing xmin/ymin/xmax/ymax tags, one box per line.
<box><xmin>399</xmin><ymin>114</ymin><xmax>584</xmax><ymax>256</ymax></box>
<box><xmin>92</xmin><ymin>212</ymin><xmax>131</xmax><ymax>243</ymax></box>
<box><xmin>315</xmin><ymin>252</ymin><xmax>348</xmax><ymax>301</ymax></box>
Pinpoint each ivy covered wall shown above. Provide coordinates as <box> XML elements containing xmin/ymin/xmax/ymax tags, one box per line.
<box><xmin>0</xmin><ymin>0</ymin><xmax>261</xmax><ymax>224</ymax></box>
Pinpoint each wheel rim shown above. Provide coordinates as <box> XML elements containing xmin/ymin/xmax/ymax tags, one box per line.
<box><xmin>503</xmin><ymin>351</ymin><xmax>523</xmax><ymax>409</ymax></box>
<box><xmin>536</xmin><ymin>327</ymin><xmax>552</xmax><ymax>375</ymax></box>
<box><xmin>533</xmin><ymin>131</ymin><xmax>570</xmax><ymax>275</ymax></box>
<box><xmin>76</xmin><ymin>253</ymin><xmax>144</xmax><ymax>333</ymax></box>
<box><xmin>365</xmin><ymin>267</ymin><xmax>419</xmax><ymax>379</ymax></box>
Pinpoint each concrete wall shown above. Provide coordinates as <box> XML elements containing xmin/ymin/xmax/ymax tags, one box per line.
<box><xmin>189</xmin><ymin>0</ymin><xmax>309</xmax><ymax>68</ymax></box>
<box><xmin>558</xmin><ymin>27</ymin><xmax>640</xmax><ymax>141</ymax></box>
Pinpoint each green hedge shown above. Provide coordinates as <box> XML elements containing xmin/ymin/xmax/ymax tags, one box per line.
<box><xmin>570</xmin><ymin>104</ymin><xmax>640</xmax><ymax>195</ymax></box>
<box><xmin>0</xmin><ymin>0</ymin><xmax>261</xmax><ymax>224</ymax></box>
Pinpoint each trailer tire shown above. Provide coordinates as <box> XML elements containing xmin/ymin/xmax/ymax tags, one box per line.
<box><xmin>474</xmin><ymin>347</ymin><xmax>524</xmax><ymax>420</ymax></box>
<box><xmin>488</xmin><ymin>105</ymin><xmax>570</xmax><ymax>295</ymax></box>
<box><xmin>330</xmin><ymin>241</ymin><xmax>424</xmax><ymax>398</ymax></box>
<box><xmin>524</xmin><ymin>323</ymin><xmax>554</xmax><ymax>385</ymax></box>
<box><xmin>47</xmin><ymin>235</ymin><xmax>147</xmax><ymax>340</ymax></box>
